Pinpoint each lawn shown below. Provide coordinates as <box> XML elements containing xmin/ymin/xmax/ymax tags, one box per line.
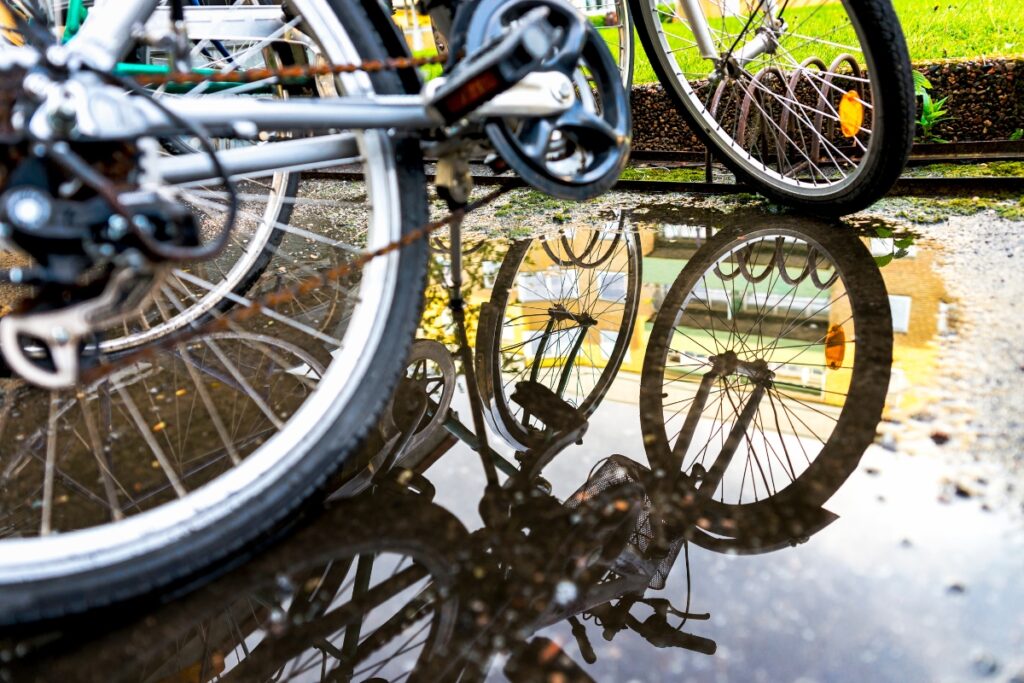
<box><xmin>621</xmin><ymin>0</ymin><xmax>1024</xmax><ymax>85</ymax></box>
<box><xmin>411</xmin><ymin>1</ymin><xmax>1023</xmax><ymax>84</ymax></box>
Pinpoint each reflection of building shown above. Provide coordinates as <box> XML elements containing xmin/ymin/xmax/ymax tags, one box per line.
<box><xmin>633</xmin><ymin>226</ymin><xmax>950</xmax><ymax>416</ymax></box>
<box><xmin>419</xmin><ymin>223</ymin><xmax>949</xmax><ymax>420</ymax></box>
<box><xmin>868</xmin><ymin>239</ymin><xmax>951</xmax><ymax>418</ymax></box>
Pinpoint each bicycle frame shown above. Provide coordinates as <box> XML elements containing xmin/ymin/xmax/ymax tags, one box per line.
<box><xmin>29</xmin><ymin>0</ymin><xmax>577</xmax><ymax>186</ymax></box>
<box><xmin>675</xmin><ymin>0</ymin><xmax>782</xmax><ymax>67</ymax></box>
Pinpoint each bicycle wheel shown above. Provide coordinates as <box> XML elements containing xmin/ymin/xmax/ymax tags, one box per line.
<box><xmin>476</xmin><ymin>219</ymin><xmax>641</xmax><ymax>450</ymax></box>
<box><xmin>629</xmin><ymin>0</ymin><xmax>915</xmax><ymax>215</ymax></box>
<box><xmin>571</xmin><ymin>0</ymin><xmax>634</xmax><ymax>89</ymax></box>
<box><xmin>10</xmin><ymin>494</ymin><xmax>468</xmax><ymax>683</ymax></box>
<box><xmin>639</xmin><ymin>221</ymin><xmax>892</xmax><ymax>533</ymax></box>
<box><xmin>0</xmin><ymin>0</ymin><xmax>428</xmax><ymax>624</ymax></box>
<box><xmin>7</xmin><ymin>1</ymin><xmax>300</xmax><ymax>352</ymax></box>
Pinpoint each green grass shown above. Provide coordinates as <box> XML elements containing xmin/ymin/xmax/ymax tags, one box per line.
<box><xmin>896</xmin><ymin>0</ymin><xmax>1024</xmax><ymax>61</ymax></box>
<box><xmin>619</xmin><ymin>0</ymin><xmax>1024</xmax><ymax>85</ymax></box>
<box><xmin>416</xmin><ymin>3</ymin><xmax>1022</xmax><ymax>87</ymax></box>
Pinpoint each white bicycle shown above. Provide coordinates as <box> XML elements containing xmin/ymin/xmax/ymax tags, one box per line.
<box><xmin>0</xmin><ymin>0</ymin><xmax>629</xmax><ymax>624</ymax></box>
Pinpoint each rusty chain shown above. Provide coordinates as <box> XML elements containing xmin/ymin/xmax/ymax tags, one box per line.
<box><xmin>80</xmin><ymin>185</ymin><xmax>512</xmax><ymax>384</ymax></box>
<box><xmin>130</xmin><ymin>53</ymin><xmax>448</xmax><ymax>87</ymax></box>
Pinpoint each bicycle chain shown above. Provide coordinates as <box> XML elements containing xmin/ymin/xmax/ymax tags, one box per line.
<box><xmin>130</xmin><ymin>53</ymin><xmax>447</xmax><ymax>87</ymax></box>
<box><xmin>79</xmin><ymin>185</ymin><xmax>511</xmax><ymax>384</ymax></box>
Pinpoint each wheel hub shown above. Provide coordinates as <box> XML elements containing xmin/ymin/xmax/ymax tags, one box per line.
<box><xmin>709</xmin><ymin>350</ymin><xmax>774</xmax><ymax>384</ymax></box>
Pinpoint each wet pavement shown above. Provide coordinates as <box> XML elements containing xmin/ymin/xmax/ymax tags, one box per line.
<box><xmin>3</xmin><ymin>189</ymin><xmax>1023</xmax><ymax>683</ymax></box>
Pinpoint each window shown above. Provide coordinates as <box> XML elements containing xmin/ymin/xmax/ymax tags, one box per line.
<box><xmin>889</xmin><ymin>295</ymin><xmax>912</xmax><ymax>333</ymax></box>
<box><xmin>517</xmin><ymin>270</ymin><xmax>579</xmax><ymax>303</ymax></box>
<box><xmin>482</xmin><ymin>261</ymin><xmax>499</xmax><ymax>289</ymax></box>
<box><xmin>595</xmin><ymin>271</ymin><xmax>627</xmax><ymax>302</ymax></box>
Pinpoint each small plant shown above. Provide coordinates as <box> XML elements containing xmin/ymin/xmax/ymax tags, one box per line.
<box><xmin>1011</xmin><ymin>129</ymin><xmax>1024</xmax><ymax>142</ymax></box>
<box><xmin>872</xmin><ymin>225</ymin><xmax>914</xmax><ymax>268</ymax></box>
<box><xmin>913</xmin><ymin>72</ymin><xmax>950</xmax><ymax>142</ymax></box>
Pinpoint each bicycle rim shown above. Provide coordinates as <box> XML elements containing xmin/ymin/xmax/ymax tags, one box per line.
<box><xmin>0</xmin><ymin>0</ymin><xmax>426</xmax><ymax>616</ymax></box>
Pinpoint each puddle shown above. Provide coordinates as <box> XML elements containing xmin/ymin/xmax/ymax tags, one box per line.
<box><xmin>4</xmin><ymin>191</ymin><xmax>1023</xmax><ymax>683</ymax></box>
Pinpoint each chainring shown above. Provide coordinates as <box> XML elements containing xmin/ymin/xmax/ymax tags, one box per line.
<box><xmin>460</xmin><ymin>0</ymin><xmax>631</xmax><ymax>200</ymax></box>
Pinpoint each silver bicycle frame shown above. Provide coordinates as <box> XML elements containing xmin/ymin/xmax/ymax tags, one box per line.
<box><xmin>675</xmin><ymin>0</ymin><xmax>780</xmax><ymax>66</ymax></box>
<box><xmin>49</xmin><ymin>1</ymin><xmax>574</xmax><ymax>186</ymax></box>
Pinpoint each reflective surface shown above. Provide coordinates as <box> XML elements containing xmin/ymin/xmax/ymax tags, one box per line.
<box><xmin>3</xmin><ymin>191</ymin><xmax>1023</xmax><ymax>683</ymax></box>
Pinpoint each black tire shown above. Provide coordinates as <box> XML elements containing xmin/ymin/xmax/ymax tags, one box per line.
<box><xmin>639</xmin><ymin>221</ymin><xmax>892</xmax><ymax>533</ymax></box>
<box><xmin>628</xmin><ymin>0</ymin><xmax>915</xmax><ymax>215</ymax></box>
<box><xmin>0</xmin><ymin>0</ymin><xmax>429</xmax><ymax>627</ymax></box>
<box><xmin>9</xmin><ymin>494</ymin><xmax>470</xmax><ymax>682</ymax></box>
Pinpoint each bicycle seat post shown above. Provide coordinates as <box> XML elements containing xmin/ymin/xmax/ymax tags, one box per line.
<box><xmin>436</xmin><ymin>155</ymin><xmax>506</xmax><ymax>508</ymax></box>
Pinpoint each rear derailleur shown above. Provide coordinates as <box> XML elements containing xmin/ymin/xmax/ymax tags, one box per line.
<box><xmin>0</xmin><ymin>58</ymin><xmax>200</xmax><ymax>388</ymax></box>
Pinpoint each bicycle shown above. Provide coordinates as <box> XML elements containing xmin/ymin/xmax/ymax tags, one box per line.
<box><xmin>418</xmin><ymin>0</ymin><xmax>916</xmax><ymax>214</ymax></box>
<box><xmin>305</xmin><ymin>215</ymin><xmax>896</xmax><ymax>680</ymax></box>
<box><xmin>0</xmin><ymin>0</ymin><xmax>630</xmax><ymax>624</ymax></box>
<box><xmin>2</xmin><ymin>214</ymin><xmax>896</xmax><ymax>680</ymax></box>
<box><xmin>628</xmin><ymin>0</ymin><xmax>916</xmax><ymax>215</ymax></box>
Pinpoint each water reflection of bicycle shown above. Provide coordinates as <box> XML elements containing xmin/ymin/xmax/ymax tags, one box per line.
<box><xmin>325</xmin><ymin>218</ymin><xmax>896</xmax><ymax>679</ymax></box>
<box><xmin>406</xmin><ymin>218</ymin><xmax>893</xmax><ymax>679</ymax></box>
<box><xmin>8</xmin><ymin>219</ymin><xmax>895</xmax><ymax>681</ymax></box>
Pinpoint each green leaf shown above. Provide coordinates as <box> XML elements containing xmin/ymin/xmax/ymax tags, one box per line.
<box><xmin>875</xmin><ymin>226</ymin><xmax>894</xmax><ymax>238</ymax></box>
<box><xmin>874</xmin><ymin>254</ymin><xmax>894</xmax><ymax>268</ymax></box>
<box><xmin>913</xmin><ymin>71</ymin><xmax>932</xmax><ymax>96</ymax></box>
<box><xmin>1011</xmin><ymin>129</ymin><xmax>1024</xmax><ymax>142</ymax></box>
<box><xmin>894</xmin><ymin>248</ymin><xmax>910</xmax><ymax>259</ymax></box>
<box><xmin>921</xmin><ymin>92</ymin><xmax>935</xmax><ymax>118</ymax></box>
<box><xmin>894</xmin><ymin>236</ymin><xmax>915</xmax><ymax>249</ymax></box>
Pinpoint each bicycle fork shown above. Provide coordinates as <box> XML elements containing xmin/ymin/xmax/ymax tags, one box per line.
<box><xmin>676</xmin><ymin>0</ymin><xmax>786</xmax><ymax>72</ymax></box>
<box><xmin>668</xmin><ymin>349</ymin><xmax>773</xmax><ymax>496</ymax></box>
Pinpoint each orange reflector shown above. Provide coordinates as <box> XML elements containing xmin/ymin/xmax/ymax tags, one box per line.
<box><xmin>839</xmin><ymin>90</ymin><xmax>864</xmax><ymax>138</ymax></box>
<box><xmin>824</xmin><ymin>324</ymin><xmax>846</xmax><ymax>370</ymax></box>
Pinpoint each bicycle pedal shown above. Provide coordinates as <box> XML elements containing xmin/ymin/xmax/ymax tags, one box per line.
<box><xmin>511</xmin><ymin>381</ymin><xmax>584</xmax><ymax>433</ymax></box>
<box><xmin>428</xmin><ymin>6</ymin><xmax>555</xmax><ymax>124</ymax></box>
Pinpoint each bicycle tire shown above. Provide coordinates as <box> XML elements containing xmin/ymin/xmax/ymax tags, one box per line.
<box><xmin>639</xmin><ymin>221</ymin><xmax>892</xmax><ymax>532</ymax></box>
<box><xmin>9</xmin><ymin>494</ymin><xmax>469</xmax><ymax>682</ymax></box>
<box><xmin>628</xmin><ymin>0</ymin><xmax>915</xmax><ymax>215</ymax></box>
<box><xmin>0</xmin><ymin>0</ymin><xmax>429</xmax><ymax>626</ymax></box>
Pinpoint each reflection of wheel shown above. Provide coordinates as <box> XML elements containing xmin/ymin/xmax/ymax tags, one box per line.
<box><xmin>476</xmin><ymin>221</ymin><xmax>641</xmax><ymax>450</ymax></box>
<box><xmin>0</xmin><ymin>0</ymin><xmax>428</xmax><ymax>625</ymax></box>
<box><xmin>396</xmin><ymin>339</ymin><xmax>457</xmax><ymax>468</ymax></box>
<box><xmin>640</xmin><ymin>222</ymin><xmax>892</xmax><ymax>533</ymax></box>
<box><xmin>628</xmin><ymin>0</ymin><xmax>915</xmax><ymax>214</ymax></box>
<box><xmin>17</xmin><ymin>495</ymin><xmax>468</xmax><ymax>683</ymax></box>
